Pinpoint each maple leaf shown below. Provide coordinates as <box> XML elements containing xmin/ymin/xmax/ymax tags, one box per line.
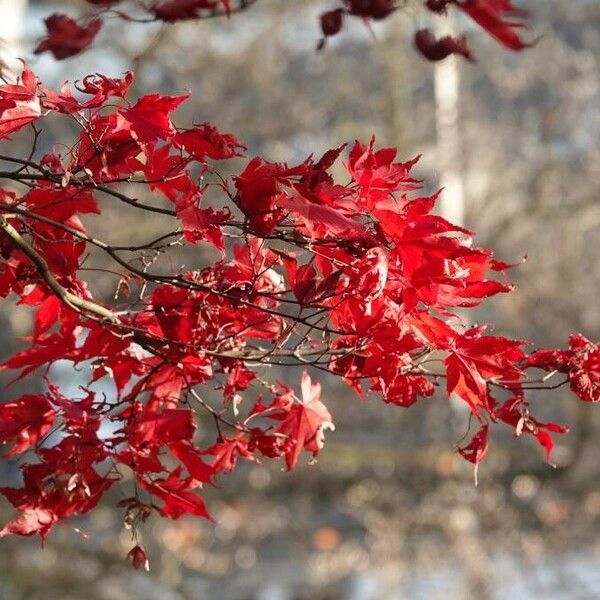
<box><xmin>456</xmin><ymin>0</ymin><xmax>535</xmax><ymax>51</ymax></box>
<box><xmin>140</xmin><ymin>469</ymin><xmax>212</xmax><ymax>520</ymax></box>
<box><xmin>122</xmin><ymin>93</ymin><xmax>188</xmax><ymax>143</ymax></box>
<box><xmin>168</xmin><ymin>441</ymin><xmax>215</xmax><ymax>484</ymax></box>
<box><xmin>282</xmin><ymin>193</ymin><xmax>370</xmax><ymax>240</ymax></box>
<box><xmin>291</xmin><ymin>262</ymin><xmax>343</xmax><ymax>306</ymax></box>
<box><xmin>0</xmin><ymin>69</ymin><xmax>41</xmax><ymax>139</ymax></box>
<box><xmin>137</xmin><ymin>143</ymin><xmax>193</xmax><ymax>202</ymax></box>
<box><xmin>89</xmin><ymin>345</ymin><xmax>149</xmax><ymax>398</ymax></box>
<box><xmin>414</xmin><ymin>29</ymin><xmax>474</xmax><ymax>62</ymax></box>
<box><xmin>0</xmin><ymin>508</ymin><xmax>56</xmax><ymax>541</ymax></box>
<box><xmin>457</xmin><ymin>425</ymin><xmax>489</xmax><ymax>484</ymax></box>
<box><xmin>425</xmin><ymin>0</ymin><xmax>451</xmax><ymax>12</ymax></box>
<box><xmin>234</xmin><ymin>157</ymin><xmax>312</xmax><ymax>235</ymax></box>
<box><xmin>130</xmin><ymin>407</ymin><xmax>196</xmax><ymax>448</ymax></box>
<box><xmin>42</xmin><ymin>72</ymin><xmax>133</xmax><ymax>114</ymax></box>
<box><xmin>422</xmin><ymin>0</ymin><xmax>533</xmax><ymax>52</ymax></box>
<box><xmin>175</xmin><ymin>192</ymin><xmax>230</xmax><ymax>253</ymax></box>
<box><xmin>319</xmin><ymin>9</ymin><xmax>344</xmax><ymax>48</ymax></box>
<box><xmin>221</xmin><ymin>362</ymin><xmax>256</xmax><ymax>399</ymax></box>
<box><xmin>353</xmin><ymin>246</ymin><xmax>389</xmax><ymax>307</ymax></box>
<box><xmin>202</xmin><ymin>433</ymin><xmax>255</xmax><ymax>474</ymax></box>
<box><xmin>528</xmin><ymin>334</ymin><xmax>600</xmax><ymax>403</ymax></box>
<box><xmin>33</xmin><ymin>295</ymin><xmax>62</xmax><ymax>339</ymax></box>
<box><xmin>149</xmin><ymin>286</ymin><xmax>200</xmax><ymax>346</ymax></box>
<box><xmin>271</xmin><ymin>372</ymin><xmax>334</xmax><ymax>470</ymax></box>
<box><xmin>173</xmin><ymin>123</ymin><xmax>246</xmax><ymax>162</ymax></box>
<box><xmin>75</xmin><ymin>112</ymin><xmax>139</xmax><ymax>179</ymax></box>
<box><xmin>0</xmin><ymin>395</ymin><xmax>56</xmax><ymax>457</ymax></box>
<box><xmin>0</xmin><ymin>332</ymin><xmax>69</xmax><ymax>380</ymax></box>
<box><xmin>34</xmin><ymin>15</ymin><xmax>102</xmax><ymax>60</ymax></box>
<box><xmin>21</xmin><ymin>186</ymin><xmax>100</xmax><ymax>225</ymax></box>
<box><xmin>347</xmin><ymin>138</ymin><xmax>421</xmax><ymax>205</ymax></box>
<box><xmin>0</xmin><ymin>458</ymin><xmax>115</xmax><ymax>543</ymax></box>
<box><xmin>445</xmin><ymin>329</ymin><xmax>525</xmax><ymax>415</ymax></box>
<box><xmin>494</xmin><ymin>397</ymin><xmax>569</xmax><ymax>462</ymax></box>
<box><xmin>458</xmin><ymin>425</ymin><xmax>489</xmax><ymax>464</ymax></box>
<box><xmin>151</xmin><ymin>0</ymin><xmax>219</xmax><ymax>22</ymax></box>
<box><xmin>344</xmin><ymin>0</ymin><xmax>395</xmax><ymax>19</ymax></box>
<box><xmin>377</xmin><ymin>372</ymin><xmax>435</xmax><ymax>407</ymax></box>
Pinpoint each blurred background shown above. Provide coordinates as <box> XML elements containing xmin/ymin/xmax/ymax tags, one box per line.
<box><xmin>1</xmin><ymin>1</ymin><xmax>600</xmax><ymax>598</ymax></box>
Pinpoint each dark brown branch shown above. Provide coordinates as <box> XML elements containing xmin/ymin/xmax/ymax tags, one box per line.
<box><xmin>0</xmin><ymin>215</ymin><xmax>120</xmax><ymax>323</ymax></box>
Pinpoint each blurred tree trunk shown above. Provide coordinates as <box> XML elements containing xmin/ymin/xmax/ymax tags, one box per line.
<box><xmin>434</xmin><ymin>14</ymin><xmax>464</xmax><ymax>227</ymax></box>
<box><xmin>0</xmin><ymin>0</ymin><xmax>27</xmax><ymax>79</ymax></box>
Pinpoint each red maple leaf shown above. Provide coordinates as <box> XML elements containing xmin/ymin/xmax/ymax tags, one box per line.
<box><xmin>0</xmin><ymin>69</ymin><xmax>41</xmax><ymax>139</ymax></box>
<box><xmin>122</xmin><ymin>93</ymin><xmax>188</xmax><ymax>143</ymax></box>
<box><xmin>34</xmin><ymin>15</ymin><xmax>102</xmax><ymax>60</ymax></box>
<box><xmin>271</xmin><ymin>372</ymin><xmax>334</xmax><ymax>470</ymax></box>
<box><xmin>42</xmin><ymin>72</ymin><xmax>133</xmax><ymax>114</ymax></box>
<box><xmin>458</xmin><ymin>425</ymin><xmax>489</xmax><ymax>465</ymax></box>
<box><xmin>168</xmin><ymin>441</ymin><xmax>215</xmax><ymax>484</ymax></box>
<box><xmin>175</xmin><ymin>192</ymin><xmax>230</xmax><ymax>252</ymax></box>
<box><xmin>173</xmin><ymin>123</ymin><xmax>246</xmax><ymax>161</ymax></box>
<box><xmin>414</xmin><ymin>29</ymin><xmax>474</xmax><ymax>62</ymax></box>
<box><xmin>0</xmin><ymin>395</ymin><xmax>56</xmax><ymax>457</ymax></box>
<box><xmin>151</xmin><ymin>0</ymin><xmax>219</xmax><ymax>22</ymax></box>
<box><xmin>203</xmin><ymin>433</ymin><xmax>255</xmax><ymax>474</ymax></box>
<box><xmin>494</xmin><ymin>397</ymin><xmax>569</xmax><ymax>462</ymax></box>
<box><xmin>344</xmin><ymin>0</ymin><xmax>395</xmax><ymax>19</ymax></box>
<box><xmin>320</xmin><ymin>9</ymin><xmax>344</xmax><ymax>38</ymax></box>
<box><xmin>140</xmin><ymin>470</ymin><xmax>212</xmax><ymax>520</ymax></box>
<box><xmin>0</xmin><ymin>508</ymin><xmax>56</xmax><ymax>541</ymax></box>
<box><xmin>457</xmin><ymin>0</ymin><xmax>535</xmax><ymax>51</ymax></box>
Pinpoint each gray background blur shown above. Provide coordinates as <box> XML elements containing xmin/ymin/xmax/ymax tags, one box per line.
<box><xmin>1</xmin><ymin>1</ymin><xmax>600</xmax><ymax>598</ymax></box>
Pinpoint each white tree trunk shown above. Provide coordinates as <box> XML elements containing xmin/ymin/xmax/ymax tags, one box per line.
<box><xmin>0</xmin><ymin>0</ymin><xmax>28</xmax><ymax>80</ymax></box>
<box><xmin>434</xmin><ymin>14</ymin><xmax>465</xmax><ymax>227</ymax></box>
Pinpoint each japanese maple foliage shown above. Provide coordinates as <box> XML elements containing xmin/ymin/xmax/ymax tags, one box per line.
<box><xmin>34</xmin><ymin>14</ymin><xmax>103</xmax><ymax>60</ymax></box>
<box><xmin>29</xmin><ymin>0</ymin><xmax>534</xmax><ymax>63</ymax></box>
<box><xmin>0</xmin><ymin>68</ymin><xmax>597</xmax><ymax>557</ymax></box>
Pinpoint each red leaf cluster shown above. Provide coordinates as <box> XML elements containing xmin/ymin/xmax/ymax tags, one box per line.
<box><xmin>528</xmin><ymin>335</ymin><xmax>600</xmax><ymax>403</ymax></box>
<box><xmin>0</xmin><ymin>67</ymin><xmax>594</xmax><ymax>545</ymax></box>
<box><xmin>30</xmin><ymin>0</ymin><xmax>533</xmax><ymax>62</ymax></box>
<box><xmin>319</xmin><ymin>0</ymin><xmax>532</xmax><ymax>58</ymax></box>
